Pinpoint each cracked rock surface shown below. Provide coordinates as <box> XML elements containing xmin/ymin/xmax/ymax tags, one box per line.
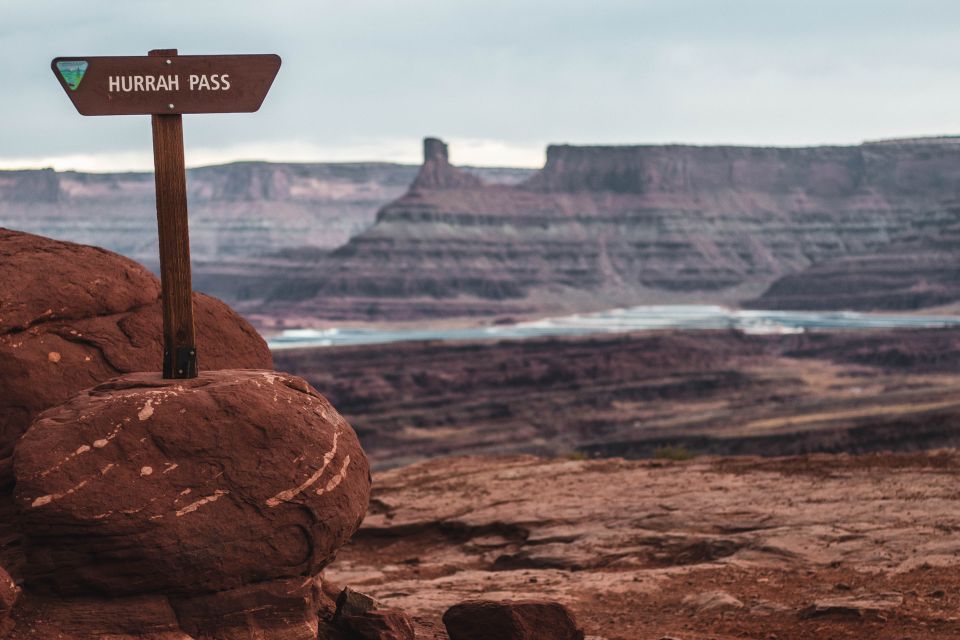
<box><xmin>327</xmin><ymin>452</ymin><xmax>960</xmax><ymax>639</ymax></box>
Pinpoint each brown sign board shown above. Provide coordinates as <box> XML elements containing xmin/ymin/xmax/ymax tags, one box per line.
<box><xmin>51</xmin><ymin>54</ymin><xmax>281</xmax><ymax>116</ymax></box>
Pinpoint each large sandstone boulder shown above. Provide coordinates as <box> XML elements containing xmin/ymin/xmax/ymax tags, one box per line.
<box><xmin>0</xmin><ymin>228</ymin><xmax>273</xmax><ymax>459</ymax></box>
<box><xmin>13</xmin><ymin>370</ymin><xmax>370</xmax><ymax>597</ymax></box>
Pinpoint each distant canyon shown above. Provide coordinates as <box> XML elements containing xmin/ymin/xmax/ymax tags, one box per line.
<box><xmin>4</xmin><ymin>136</ymin><xmax>960</xmax><ymax>324</ymax></box>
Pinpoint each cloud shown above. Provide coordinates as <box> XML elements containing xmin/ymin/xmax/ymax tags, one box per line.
<box><xmin>3</xmin><ymin>0</ymin><xmax>960</xmax><ymax>169</ymax></box>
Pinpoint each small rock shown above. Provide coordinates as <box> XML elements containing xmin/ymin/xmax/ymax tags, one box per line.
<box><xmin>335</xmin><ymin>587</ymin><xmax>381</xmax><ymax>620</ymax></box>
<box><xmin>443</xmin><ymin>600</ymin><xmax>585</xmax><ymax>640</ymax></box>
<box><xmin>682</xmin><ymin>590</ymin><xmax>744</xmax><ymax>615</ymax></box>
<box><xmin>749</xmin><ymin>599</ymin><xmax>790</xmax><ymax>616</ymax></box>
<box><xmin>834</xmin><ymin>582</ymin><xmax>852</xmax><ymax>591</ymax></box>
<box><xmin>340</xmin><ymin>609</ymin><xmax>416</xmax><ymax>640</ymax></box>
<box><xmin>799</xmin><ymin>592</ymin><xmax>903</xmax><ymax>618</ymax></box>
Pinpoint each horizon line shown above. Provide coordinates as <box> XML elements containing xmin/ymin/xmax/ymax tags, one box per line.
<box><xmin>3</xmin><ymin>133</ymin><xmax>960</xmax><ymax>174</ymax></box>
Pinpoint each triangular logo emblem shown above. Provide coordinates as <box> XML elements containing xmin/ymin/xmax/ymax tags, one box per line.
<box><xmin>56</xmin><ymin>60</ymin><xmax>88</xmax><ymax>91</ymax></box>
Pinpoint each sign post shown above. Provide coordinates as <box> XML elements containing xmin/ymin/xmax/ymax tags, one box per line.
<box><xmin>52</xmin><ymin>49</ymin><xmax>281</xmax><ymax>378</ymax></box>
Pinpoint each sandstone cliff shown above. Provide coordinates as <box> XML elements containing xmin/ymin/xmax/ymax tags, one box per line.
<box><xmin>0</xmin><ymin>160</ymin><xmax>533</xmax><ymax>307</ymax></box>
<box><xmin>262</xmin><ymin>137</ymin><xmax>960</xmax><ymax>321</ymax></box>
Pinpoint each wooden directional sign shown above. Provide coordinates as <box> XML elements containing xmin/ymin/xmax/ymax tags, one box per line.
<box><xmin>52</xmin><ymin>54</ymin><xmax>281</xmax><ymax>115</ymax></box>
<box><xmin>52</xmin><ymin>49</ymin><xmax>281</xmax><ymax>379</ymax></box>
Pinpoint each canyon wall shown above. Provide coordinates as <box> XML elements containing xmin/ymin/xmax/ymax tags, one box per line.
<box><xmin>748</xmin><ymin>220</ymin><xmax>960</xmax><ymax>310</ymax></box>
<box><xmin>262</xmin><ymin>138</ymin><xmax>960</xmax><ymax>321</ymax></box>
<box><xmin>0</xmin><ymin>162</ymin><xmax>417</xmax><ymax>261</ymax></box>
<box><xmin>0</xmin><ymin>160</ymin><xmax>532</xmax><ymax>306</ymax></box>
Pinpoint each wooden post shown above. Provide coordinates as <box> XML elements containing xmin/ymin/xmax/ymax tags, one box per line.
<box><xmin>52</xmin><ymin>49</ymin><xmax>280</xmax><ymax>377</ymax></box>
<box><xmin>149</xmin><ymin>48</ymin><xmax>197</xmax><ymax>378</ymax></box>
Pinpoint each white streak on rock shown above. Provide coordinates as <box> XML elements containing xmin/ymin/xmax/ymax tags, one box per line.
<box><xmin>138</xmin><ymin>398</ymin><xmax>155</xmax><ymax>421</ymax></box>
<box><xmin>317</xmin><ymin>455</ymin><xmax>351</xmax><ymax>495</ymax></box>
<box><xmin>30</xmin><ymin>478</ymin><xmax>90</xmax><ymax>508</ymax></box>
<box><xmin>31</xmin><ymin>460</ymin><xmax>116</xmax><ymax>507</ymax></box>
<box><xmin>266</xmin><ymin>430</ymin><xmax>341</xmax><ymax>507</ymax></box>
<box><xmin>176</xmin><ymin>490</ymin><xmax>229</xmax><ymax>517</ymax></box>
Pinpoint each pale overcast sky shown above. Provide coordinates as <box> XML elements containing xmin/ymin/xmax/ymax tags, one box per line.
<box><xmin>2</xmin><ymin>0</ymin><xmax>959</xmax><ymax>171</ymax></box>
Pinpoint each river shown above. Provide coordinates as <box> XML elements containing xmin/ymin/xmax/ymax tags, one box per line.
<box><xmin>267</xmin><ymin>305</ymin><xmax>960</xmax><ymax>350</ymax></box>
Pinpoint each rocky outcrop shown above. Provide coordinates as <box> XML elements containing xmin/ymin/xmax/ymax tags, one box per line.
<box><xmin>0</xmin><ymin>229</ymin><xmax>273</xmax><ymax>459</ymax></box>
<box><xmin>0</xmin><ymin>162</ymin><xmax>534</xmax><ymax>307</ymax></box>
<box><xmin>443</xmin><ymin>601</ymin><xmax>584</xmax><ymax>640</ymax></box>
<box><xmin>0</xmin><ymin>163</ymin><xmax>415</xmax><ymax>264</ymax></box>
<box><xmin>8</xmin><ymin>370</ymin><xmax>371</xmax><ymax>637</ymax></box>
<box><xmin>260</xmin><ymin>137</ymin><xmax>960</xmax><ymax>321</ymax></box>
<box><xmin>747</xmin><ymin>222</ymin><xmax>960</xmax><ymax>310</ymax></box>
<box><xmin>325</xmin><ymin>451</ymin><xmax>960</xmax><ymax>639</ymax></box>
<box><xmin>411</xmin><ymin>139</ymin><xmax>484</xmax><ymax>191</ymax></box>
<box><xmin>275</xmin><ymin>328</ymin><xmax>960</xmax><ymax>466</ymax></box>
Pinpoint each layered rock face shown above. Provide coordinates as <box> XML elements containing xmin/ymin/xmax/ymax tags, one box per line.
<box><xmin>0</xmin><ymin>228</ymin><xmax>273</xmax><ymax>460</ymax></box>
<box><xmin>0</xmin><ymin>163</ymin><xmax>417</xmax><ymax>263</ymax></box>
<box><xmin>263</xmin><ymin>138</ymin><xmax>960</xmax><ymax>321</ymax></box>
<box><xmin>14</xmin><ymin>371</ymin><xmax>370</xmax><ymax>596</ymax></box>
<box><xmin>748</xmin><ymin>221</ymin><xmax>960</xmax><ymax>310</ymax></box>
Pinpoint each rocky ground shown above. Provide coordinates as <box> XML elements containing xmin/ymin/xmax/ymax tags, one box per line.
<box><xmin>327</xmin><ymin>451</ymin><xmax>960</xmax><ymax>640</ymax></box>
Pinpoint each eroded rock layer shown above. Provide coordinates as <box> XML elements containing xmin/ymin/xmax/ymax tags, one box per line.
<box><xmin>276</xmin><ymin>327</ymin><xmax>960</xmax><ymax>466</ymax></box>
<box><xmin>261</xmin><ymin>138</ymin><xmax>960</xmax><ymax>321</ymax></box>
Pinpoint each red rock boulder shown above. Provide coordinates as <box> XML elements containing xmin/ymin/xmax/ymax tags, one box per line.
<box><xmin>331</xmin><ymin>587</ymin><xmax>415</xmax><ymax>640</ymax></box>
<box><xmin>13</xmin><ymin>370</ymin><xmax>370</xmax><ymax>597</ymax></box>
<box><xmin>0</xmin><ymin>228</ymin><xmax>273</xmax><ymax>459</ymax></box>
<box><xmin>442</xmin><ymin>600</ymin><xmax>584</xmax><ymax>640</ymax></box>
